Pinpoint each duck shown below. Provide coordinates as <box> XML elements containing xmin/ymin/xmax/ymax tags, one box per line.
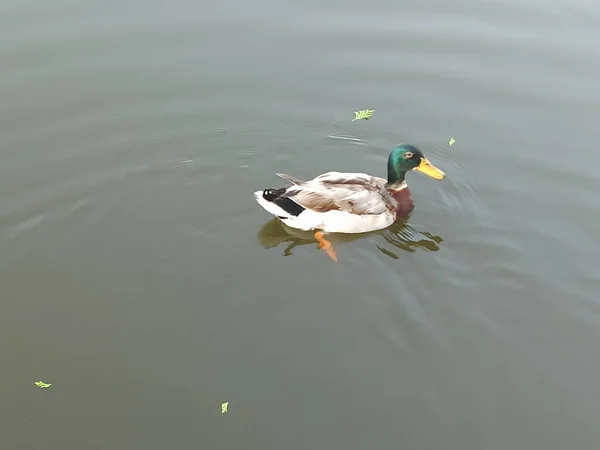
<box><xmin>253</xmin><ymin>144</ymin><xmax>445</xmax><ymax>261</ymax></box>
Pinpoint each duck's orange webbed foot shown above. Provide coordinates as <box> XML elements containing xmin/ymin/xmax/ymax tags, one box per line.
<box><xmin>315</xmin><ymin>231</ymin><xmax>337</xmax><ymax>262</ymax></box>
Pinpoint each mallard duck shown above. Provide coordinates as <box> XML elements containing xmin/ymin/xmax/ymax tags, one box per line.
<box><xmin>254</xmin><ymin>144</ymin><xmax>445</xmax><ymax>261</ymax></box>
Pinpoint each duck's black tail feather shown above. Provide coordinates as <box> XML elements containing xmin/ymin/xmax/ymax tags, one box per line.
<box><xmin>261</xmin><ymin>188</ymin><xmax>305</xmax><ymax>217</ymax></box>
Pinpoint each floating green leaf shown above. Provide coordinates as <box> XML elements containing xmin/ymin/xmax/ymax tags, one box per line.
<box><xmin>352</xmin><ymin>109</ymin><xmax>374</xmax><ymax>121</ymax></box>
<box><xmin>34</xmin><ymin>381</ymin><xmax>51</xmax><ymax>389</ymax></box>
<box><xmin>221</xmin><ymin>402</ymin><xmax>229</xmax><ymax>414</ymax></box>
<box><xmin>448</xmin><ymin>137</ymin><xmax>456</xmax><ymax>146</ymax></box>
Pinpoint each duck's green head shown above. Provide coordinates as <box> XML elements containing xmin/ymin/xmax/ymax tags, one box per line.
<box><xmin>387</xmin><ymin>144</ymin><xmax>445</xmax><ymax>186</ymax></box>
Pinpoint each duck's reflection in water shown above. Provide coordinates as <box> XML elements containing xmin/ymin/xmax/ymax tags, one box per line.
<box><xmin>257</xmin><ymin>219</ymin><xmax>443</xmax><ymax>260</ymax></box>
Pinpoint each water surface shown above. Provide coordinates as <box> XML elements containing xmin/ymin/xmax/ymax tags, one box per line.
<box><xmin>2</xmin><ymin>0</ymin><xmax>600</xmax><ymax>449</ymax></box>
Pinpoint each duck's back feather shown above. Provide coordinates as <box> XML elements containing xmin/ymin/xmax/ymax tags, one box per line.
<box><xmin>282</xmin><ymin>172</ymin><xmax>395</xmax><ymax>215</ymax></box>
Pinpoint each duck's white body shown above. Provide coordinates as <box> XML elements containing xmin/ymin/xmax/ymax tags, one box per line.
<box><xmin>253</xmin><ymin>171</ymin><xmax>410</xmax><ymax>234</ymax></box>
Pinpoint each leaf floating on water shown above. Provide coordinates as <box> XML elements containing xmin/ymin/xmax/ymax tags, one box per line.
<box><xmin>34</xmin><ymin>381</ymin><xmax>52</xmax><ymax>389</ymax></box>
<box><xmin>221</xmin><ymin>402</ymin><xmax>229</xmax><ymax>414</ymax></box>
<box><xmin>448</xmin><ymin>137</ymin><xmax>456</xmax><ymax>146</ymax></box>
<box><xmin>352</xmin><ymin>109</ymin><xmax>374</xmax><ymax>121</ymax></box>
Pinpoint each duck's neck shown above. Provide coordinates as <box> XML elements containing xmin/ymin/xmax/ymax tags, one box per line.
<box><xmin>387</xmin><ymin>180</ymin><xmax>407</xmax><ymax>191</ymax></box>
<box><xmin>386</xmin><ymin>159</ymin><xmax>407</xmax><ymax>188</ymax></box>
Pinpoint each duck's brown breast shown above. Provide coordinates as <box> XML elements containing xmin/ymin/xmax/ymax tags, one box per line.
<box><xmin>388</xmin><ymin>187</ymin><xmax>415</xmax><ymax>219</ymax></box>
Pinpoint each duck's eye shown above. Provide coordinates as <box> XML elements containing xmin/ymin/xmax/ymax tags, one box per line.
<box><xmin>403</xmin><ymin>152</ymin><xmax>414</xmax><ymax>159</ymax></box>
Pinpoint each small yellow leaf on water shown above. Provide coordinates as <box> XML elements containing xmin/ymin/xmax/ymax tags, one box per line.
<box><xmin>448</xmin><ymin>138</ymin><xmax>456</xmax><ymax>146</ymax></box>
<box><xmin>221</xmin><ymin>402</ymin><xmax>229</xmax><ymax>414</ymax></box>
<box><xmin>352</xmin><ymin>109</ymin><xmax>374</xmax><ymax>121</ymax></box>
<box><xmin>34</xmin><ymin>381</ymin><xmax>51</xmax><ymax>389</ymax></box>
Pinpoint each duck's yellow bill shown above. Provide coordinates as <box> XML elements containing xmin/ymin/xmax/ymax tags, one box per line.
<box><xmin>415</xmin><ymin>158</ymin><xmax>445</xmax><ymax>179</ymax></box>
